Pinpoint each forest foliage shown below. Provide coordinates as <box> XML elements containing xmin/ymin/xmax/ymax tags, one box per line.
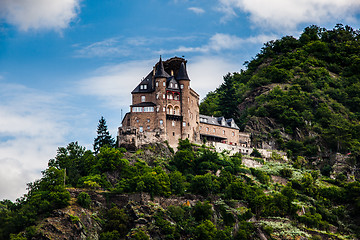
<box><xmin>200</xmin><ymin>24</ymin><xmax>360</xmax><ymax>157</ymax></box>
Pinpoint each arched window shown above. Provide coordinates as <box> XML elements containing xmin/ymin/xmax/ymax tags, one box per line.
<box><xmin>174</xmin><ymin>93</ymin><xmax>179</xmax><ymax>100</ymax></box>
<box><xmin>174</xmin><ymin>106</ymin><xmax>180</xmax><ymax>115</ymax></box>
<box><xmin>167</xmin><ymin>105</ymin><xmax>173</xmax><ymax>115</ymax></box>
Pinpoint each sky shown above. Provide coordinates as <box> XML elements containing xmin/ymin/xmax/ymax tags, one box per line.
<box><xmin>1</xmin><ymin>0</ymin><xmax>360</xmax><ymax>201</ymax></box>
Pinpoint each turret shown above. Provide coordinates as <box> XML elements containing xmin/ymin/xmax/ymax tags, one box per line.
<box><xmin>176</xmin><ymin>62</ymin><xmax>190</xmax><ymax>81</ymax></box>
<box><xmin>155</xmin><ymin>56</ymin><xmax>170</xmax><ymax>79</ymax></box>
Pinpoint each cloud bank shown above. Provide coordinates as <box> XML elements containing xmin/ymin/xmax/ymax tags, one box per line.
<box><xmin>0</xmin><ymin>0</ymin><xmax>80</xmax><ymax>31</ymax></box>
<box><xmin>218</xmin><ymin>0</ymin><xmax>360</xmax><ymax>31</ymax></box>
<box><xmin>160</xmin><ymin>33</ymin><xmax>277</xmax><ymax>54</ymax></box>
<box><xmin>0</xmin><ymin>82</ymin><xmax>69</xmax><ymax>201</ymax></box>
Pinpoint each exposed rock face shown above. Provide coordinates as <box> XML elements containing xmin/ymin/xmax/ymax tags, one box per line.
<box><xmin>35</xmin><ymin>202</ymin><xmax>102</xmax><ymax>240</ymax></box>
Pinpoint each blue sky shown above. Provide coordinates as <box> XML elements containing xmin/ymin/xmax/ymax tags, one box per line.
<box><xmin>1</xmin><ymin>0</ymin><xmax>360</xmax><ymax>200</ymax></box>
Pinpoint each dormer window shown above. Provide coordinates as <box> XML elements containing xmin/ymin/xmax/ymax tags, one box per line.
<box><xmin>139</xmin><ymin>84</ymin><xmax>147</xmax><ymax>90</ymax></box>
<box><xmin>170</xmin><ymin>83</ymin><xmax>173</xmax><ymax>88</ymax></box>
<box><xmin>175</xmin><ymin>83</ymin><xmax>178</xmax><ymax>88</ymax></box>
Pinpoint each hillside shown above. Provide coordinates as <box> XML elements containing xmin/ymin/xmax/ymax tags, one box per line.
<box><xmin>200</xmin><ymin>24</ymin><xmax>360</xmax><ymax>179</ymax></box>
<box><xmin>1</xmin><ymin>140</ymin><xmax>360</xmax><ymax>240</ymax></box>
<box><xmin>1</xmin><ymin>24</ymin><xmax>360</xmax><ymax>240</ymax></box>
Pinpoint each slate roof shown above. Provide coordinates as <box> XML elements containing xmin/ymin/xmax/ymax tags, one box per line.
<box><xmin>130</xmin><ymin>102</ymin><xmax>157</xmax><ymax>107</ymax></box>
<box><xmin>132</xmin><ymin>57</ymin><xmax>191</xmax><ymax>94</ymax></box>
<box><xmin>199</xmin><ymin>114</ymin><xmax>239</xmax><ymax>129</ymax></box>
<box><xmin>154</xmin><ymin>57</ymin><xmax>170</xmax><ymax>78</ymax></box>
<box><xmin>176</xmin><ymin>62</ymin><xmax>190</xmax><ymax>81</ymax></box>
<box><xmin>166</xmin><ymin>76</ymin><xmax>180</xmax><ymax>91</ymax></box>
<box><xmin>131</xmin><ymin>72</ymin><xmax>154</xmax><ymax>94</ymax></box>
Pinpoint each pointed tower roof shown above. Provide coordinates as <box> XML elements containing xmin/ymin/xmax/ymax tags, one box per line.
<box><xmin>176</xmin><ymin>62</ymin><xmax>190</xmax><ymax>81</ymax></box>
<box><xmin>155</xmin><ymin>56</ymin><xmax>170</xmax><ymax>78</ymax></box>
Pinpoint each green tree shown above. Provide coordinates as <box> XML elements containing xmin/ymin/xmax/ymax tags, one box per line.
<box><xmin>94</xmin><ymin>116</ymin><xmax>115</xmax><ymax>154</ymax></box>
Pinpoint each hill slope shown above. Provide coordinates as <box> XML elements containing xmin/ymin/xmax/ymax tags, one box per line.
<box><xmin>200</xmin><ymin>24</ymin><xmax>360</xmax><ymax>177</ymax></box>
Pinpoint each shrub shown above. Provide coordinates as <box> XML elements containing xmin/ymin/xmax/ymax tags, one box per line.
<box><xmin>251</xmin><ymin>148</ymin><xmax>262</xmax><ymax>158</ymax></box>
<box><xmin>279</xmin><ymin>168</ymin><xmax>293</xmax><ymax>178</ymax></box>
<box><xmin>192</xmin><ymin>201</ymin><xmax>213</xmax><ymax>222</ymax></box>
<box><xmin>77</xmin><ymin>192</ymin><xmax>91</xmax><ymax>209</ymax></box>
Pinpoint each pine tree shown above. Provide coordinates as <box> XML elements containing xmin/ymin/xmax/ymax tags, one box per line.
<box><xmin>94</xmin><ymin>116</ymin><xmax>115</xmax><ymax>154</ymax></box>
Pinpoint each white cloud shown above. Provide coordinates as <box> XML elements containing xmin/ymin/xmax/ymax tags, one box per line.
<box><xmin>78</xmin><ymin>56</ymin><xmax>239</xmax><ymax>109</ymax></box>
<box><xmin>218</xmin><ymin>0</ymin><xmax>360</xmax><ymax>31</ymax></box>
<box><xmin>188</xmin><ymin>7</ymin><xmax>205</xmax><ymax>14</ymax></box>
<box><xmin>188</xmin><ymin>56</ymin><xmax>240</xmax><ymax>99</ymax></box>
<box><xmin>0</xmin><ymin>82</ymin><xmax>69</xmax><ymax>201</ymax></box>
<box><xmin>0</xmin><ymin>0</ymin><xmax>80</xmax><ymax>31</ymax></box>
<box><xmin>75</xmin><ymin>36</ymin><xmax>198</xmax><ymax>58</ymax></box>
<box><xmin>160</xmin><ymin>33</ymin><xmax>277</xmax><ymax>54</ymax></box>
<box><xmin>74</xmin><ymin>38</ymin><xmax>132</xmax><ymax>58</ymax></box>
<box><xmin>77</xmin><ymin>59</ymin><xmax>156</xmax><ymax>109</ymax></box>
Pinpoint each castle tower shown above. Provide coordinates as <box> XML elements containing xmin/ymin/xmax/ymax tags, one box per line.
<box><xmin>154</xmin><ymin>57</ymin><xmax>170</xmax><ymax>138</ymax></box>
<box><xmin>177</xmin><ymin>62</ymin><xmax>200</xmax><ymax>142</ymax></box>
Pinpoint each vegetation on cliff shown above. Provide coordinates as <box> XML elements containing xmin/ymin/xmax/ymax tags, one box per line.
<box><xmin>200</xmin><ymin>24</ymin><xmax>360</xmax><ymax>162</ymax></box>
<box><xmin>1</xmin><ymin>139</ymin><xmax>360</xmax><ymax>239</ymax></box>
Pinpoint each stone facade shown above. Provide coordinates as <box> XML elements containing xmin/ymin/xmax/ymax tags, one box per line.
<box><xmin>118</xmin><ymin>57</ymin><xmax>251</xmax><ymax>151</ymax></box>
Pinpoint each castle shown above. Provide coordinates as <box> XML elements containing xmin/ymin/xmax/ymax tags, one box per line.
<box><xmin>118</xmin><ymin>57</ymin><xmax>251</xmax><ymax>152</ymax></box>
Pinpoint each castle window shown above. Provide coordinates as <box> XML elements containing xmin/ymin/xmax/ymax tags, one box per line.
<box><xmin>147</xmin><ymin>126</ymin><xmax>150</xmax><ymax>130</ymax></box>
<box><xmin>133</xmin><ymin>107</ymin><xmax>142</xmax><ymax>112</ymax></box>
<box><xmin>167</xmin><ymin>105</ymin><xmax>173</xmax><ymax>114</ymax></box>
<box><xmin>141</xmin><ymin>96</ymin><xmax>146</xmax><ymax>102</ymax></box>
<box><xmin>156</xmin><ymin>81</ymin><xmax>159</xmax><ymax>87</ymax></box>
<box><xmin>206</xmin><ymin>127</ymin><xmax>209</xmax><ymax>132</ymax></box>
<box><xmin>139</xmin><ymin>126</ymin><xmax>143</xmax><ymax>133</ymax></box>
<box><xmin>143</xmin><ymin>85</ymin><xmax>147</xmax><ymax>89</ymax></box>
<box><xmin>160</xmin><ymin>120</ymin><xmax>163</xmax><ymax>125</ymax></box>
<box><xmin>175</xmin><ymin>83</ymin><xmax>178</xmax><ymax>88</ymax></box>
<box><xmin>136</xmin><ymin>119</ymin><xmax>139</xmax><ymax>123</ymax></box>
<box><xmin>174</xmin><ymin>94</ymin><xmax>179</xmax><ymax>100</ymax></box>
<box><xmin>180</xmin><ymin>84</ymin><xmax>184</xmax><ymax>89</ymax></box>
<box><xmin>163</xmin><ymin>94</ymin><xmax>166</xmax><ymax>99</ymax></box>
<box><xmin>232</xmin><ymin>132</ymin><xmax>235</xmax><ymax>136</ymax></box>
<box><xmin>163</xmin><ymin>82</ymin><xmax>166</xmax><ymax>87</ymax></box>
<box><xmin>170</xmin><ymin>83</ymin><xmax>173</xmax><ymax>88</ymax></box>
<box><xmin>144</xmin><ymin>107</ymin><xmax>154</xmax><ymax>112</ymax></box>
<box><xmin>168</xmin><ymin>94</ymin><xmax>173</xmax><ymax>100</ymax></box>
<box><xmin>156</xmin><ymin>93</ymin><xmax>159</xmax><ymax>99</ymax></box>
<box><xmin>147</xmin><ymin>119</ymin><xmax>150</xmax><ymax>123</ymax></box>
<box><xmin>223</xmin><ymin>130</ymin><xmax>225</xmax><ymax>135</ymax></box>
<box><xmin>183</xmin><ymin>122</ymin><xmax>186</xmax><ymax>127</ymax></box>
<box><xmin>172</xmin><ymin>121</ymin><xmax>175</xmax><ymax>126</ymax></box>
<box><xmin>213</xmin><ymin>128</ymin><xmax>216</xmax><ymax>133</ymax></box>
<box><xmin>173</xmin><ymin>132</ymin><xmax>175</xmax><ymax>136</ymax></box>
<box><xmin>174</xmin><ymin>106</ymin><xmax>180</xmax><ymax>115</ymax></box>
<box><xmin>163</xmin><ymin>107</ymin><xmax>166</xmax><ymax>112</ymax></box>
